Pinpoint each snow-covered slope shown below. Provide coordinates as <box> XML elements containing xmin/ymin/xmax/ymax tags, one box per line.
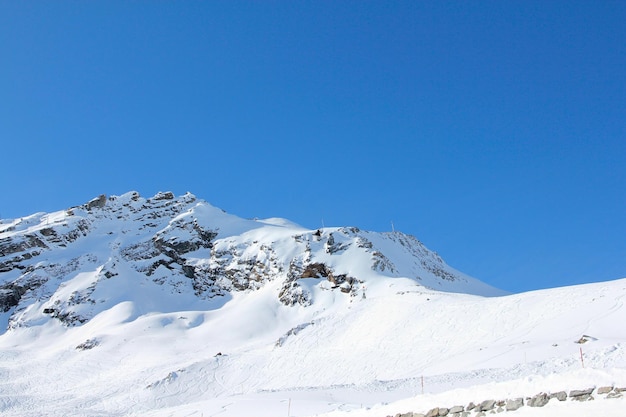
<box><xmin>0</xmin><ymin>192</ymin><xmax>624</xmax><ymax>417</ymax></box>
<box><xmin>0</xmin><ymin>191</ymin><xmax>501</xmax><ymax>331</ymax></box>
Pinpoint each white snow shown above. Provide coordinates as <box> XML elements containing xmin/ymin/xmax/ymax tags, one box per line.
<box><xmin>0</xmin><ymin>192</ymin><xmax>624</xmax><ymax>416</ymax></box>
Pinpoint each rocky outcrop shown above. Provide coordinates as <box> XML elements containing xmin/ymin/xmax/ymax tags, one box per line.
<box><xmin>153</xmin><ymin>220</ymin><xmax>217</xmax><ymax>257</ymax></box>
<box><xmin>1</xmin><ymin>191</ymin><xmax>480</xmax><ymax>329</ymax></box>
<box><xmin>0</xmin><ymin>274</ymin><xmax>48</xmax><ymax>314</ymax></box>
<box><xmin>84</xmin><ymin>194</ymin><xmax>107</xmax><ymax>210</ymax></box>
<box><xmin>0</xmin><ymin>234</ymin><xmax>48</xmax><ymax>257</ymax></box>
<box><xmin>0</xmin><ymin>287</ymin><xmax>23</xmax><ymax>312</ymax></box>
<box><xmin>76</xmin><ymin>338</ymin><xmax>100</xmax><ymax>350</ymax></box>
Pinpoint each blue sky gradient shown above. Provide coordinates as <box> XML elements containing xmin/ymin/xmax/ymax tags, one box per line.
<box><xmin>1</xmin><ymin>1</ymin><xmax>625</xmax><ymax>293</ymax></box>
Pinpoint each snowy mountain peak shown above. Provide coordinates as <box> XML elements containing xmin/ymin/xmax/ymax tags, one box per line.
<box><xmin>1</xmin><ymin>192</ymin><xmax>625</xmax><ymax>417</ymax></box>
<box><xmin>0</xmin><ymin>191</ymin><xmax>501</xmax><ymax>331</ymax></box>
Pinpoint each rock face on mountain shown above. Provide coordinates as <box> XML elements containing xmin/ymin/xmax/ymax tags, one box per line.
<box><xmin>0</xmin><ymin>191</ymin><xmax>501</xmax><ymax>330</ymax></box>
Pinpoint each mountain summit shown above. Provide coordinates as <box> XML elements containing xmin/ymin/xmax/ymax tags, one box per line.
<box><xmin>0</xmin><ymin>191</ymin><xmax>501</xmax><ymax>331</ymax></box>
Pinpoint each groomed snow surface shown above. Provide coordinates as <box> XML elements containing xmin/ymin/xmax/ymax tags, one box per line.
<box><xmin>0</xmin><ymin>278</ymin><xmax>624</xmax><ymax>416</ymax></box>
<box><xmin>0</xmin><ymin>193</ymin><xmax>624</xmax><ymax>416</ymax></box>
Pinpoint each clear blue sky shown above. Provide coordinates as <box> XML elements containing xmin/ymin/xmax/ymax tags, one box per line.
<box><xmin>1</xmin><ymin>1</ymin><xmax>625</xmax><ymax>293</ymax></box>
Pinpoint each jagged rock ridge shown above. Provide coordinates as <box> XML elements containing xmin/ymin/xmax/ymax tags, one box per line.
<box><xmin>0</xmin><ymin>191</ymin><xmax>501</xmax><ymax>330</ymax></box>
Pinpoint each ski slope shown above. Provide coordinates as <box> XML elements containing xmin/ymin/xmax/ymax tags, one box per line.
<box><xmin>0</xmin><ymin>192</ymin><xmax>624</xmax><ymax>416</ymax></box>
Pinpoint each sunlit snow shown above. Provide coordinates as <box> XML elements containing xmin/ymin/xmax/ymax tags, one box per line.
<box><xmin>0</xmin><ymin>192</ymin><xmax>624</xmax><ymax>416</ymax></box>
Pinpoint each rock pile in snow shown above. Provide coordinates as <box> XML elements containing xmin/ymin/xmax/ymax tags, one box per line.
<box><xmin>390</xmin><ymin>386</ymin><xmax>626</xmax><ymax>417</ymax></box>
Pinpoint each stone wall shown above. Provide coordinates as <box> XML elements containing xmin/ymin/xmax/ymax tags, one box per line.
<box><xmin>388</xmin><ymin>385</ymin><xmax>625</xmax><ymax>417</ymax></box>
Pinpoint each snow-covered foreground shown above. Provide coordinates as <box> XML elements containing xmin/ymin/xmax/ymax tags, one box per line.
<box><xmin>0</xmin><ymin>192</ymin><xmax>624</xmax><ymax>416</ymax></box>
<box><xmin>144</xmin><ymin>369</ymin><xmax>626</xmax><ymax>417</ymax></box>
<box><xmin>0</xmin><ymin>278</ymin><xmax>624</xmax><ymax>416</ymax></box>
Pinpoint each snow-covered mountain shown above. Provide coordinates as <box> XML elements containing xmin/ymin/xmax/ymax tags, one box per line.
<box><xmin>0</xmin><ymin>191</ymin><xmax>501</xmax><ymax>330</ymax></box>
<box><xmin>0</xmin><ymin>192</ymin><xmax>624</xmax><ymax>417</ymax></box>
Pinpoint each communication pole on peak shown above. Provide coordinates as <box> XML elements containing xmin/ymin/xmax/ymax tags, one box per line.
<box><xmin>391</xmin><ymin>221</ymin><xmax>395</xmax><ymax>232</ymax></box>
<box><xmin>321</xmin><ymin>218</ymin><xmax>325</xmax><ymax>228</ymax></box>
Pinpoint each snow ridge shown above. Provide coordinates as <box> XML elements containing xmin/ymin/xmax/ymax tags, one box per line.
<box><xmin>0</xmin><ymin>192</ymin><xmax>624</xmax><ymax>417</ymax></box>
<box><xmin>0</xmin><ymin>191</ymin><xmax>499</xmax><ymax>331</ymax></box>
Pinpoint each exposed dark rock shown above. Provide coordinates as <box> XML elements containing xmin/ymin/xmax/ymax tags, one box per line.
<box><xmin>76</xmin><ymin>338</ymin><xmax>100</xmax><ymax>350</ymax></box>
<box><xmin>325</xmin><ymin>233</ymin><xmax>349</xmax><ymax>254</ymax></box>
<box><xmin>1</xmin><ymin>275</ymin><xmax>48</xmax><ymax>312</ymax></box>
<box><xmin>278</xmin><ymin>281</ymin><xmax>311</xmax><ymax>306</ymax></box>
<box><xmin>371</xmin><ymin>251</ymin><xmax>396</xmax><ymax>273</ymax></box>
<box><xmin>120</xmin><ymin>242</ymin><xmax>161</xmax><ymax>261</ymax></box>
<box><xmin>153</xmin><ymin>191</ymin><xmax>175</xmax><ymax>200</ymax></box>
<box><xmin>0</xmin><ymin>287</ymin><xmax>23</xmax><ymax>312</ymax></box>
<box><xmin>182</xmin><ymin>264</ymin><xmax>195</xmax><ymax>279</ymax></box>
<box><xmin>301</xmin><ymin>262</ymin><xmax>331</xmax><ymax>279</ymax></box>
<box><xmin>0</xmin><ymin>234</ymin><xmax>49</xmax><ymax>257</ymax></box>
<box><xmin>421</xmin><ymin>260</ymin><xmax>457</xmax><ymax>281</ymax></box>
<box><xmin>298</xmin><ymin>262</ymin><xmax>358</xmax><ymax>294</ymax></box>
<box><xmin>0</xmin><ymin>262</ymin><xmax>13</xmax><ymax>273</ymax></box>
<box><xmin>54</xmin><ymin>310</ymin><xmax>88</xmax><ymax>326</ymax></box>
<box><xmin>356</xmin><ymin>236</ymin><xmax>372</xmax><ymax>249</ymax></box>
<box><xmin>194</xmin><ymin>228</ymin><xmax>218</xmax><ymax>247</ymax></box>
<box><xmin>153</xmin><ymin>237</ymin><xmax>197</xmax><ymax>257</ymax></box>
<box><xmin>85</xmin><ymin>194</ymin><xmax>107</xmax><ymax>210</ymax></box>
<box><xmin>40</xmin><ymin>227</ymin><xmax>56</xmax><ymax>237</ymax></box>
<box><xmin>597</xmin><ymin>386</ymin><xmax>613</xmax><ymax>395</ymax></box>
<box><xmin>103</xmin><ymin>270</ymin><xmax>117</xmax><ymax>279</ymax></box>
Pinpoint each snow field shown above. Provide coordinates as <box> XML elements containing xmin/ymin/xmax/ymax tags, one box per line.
<box><xmin>1</xmin><ymin>193</ymin><xmax>624</xmax><ymax>416</ymax></box>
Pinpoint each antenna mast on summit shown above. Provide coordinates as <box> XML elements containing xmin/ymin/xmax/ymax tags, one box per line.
<box><xmin>391</xmin><ymin>221</ymin><xmax>395</xmax><ymax>232</ymax></box>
